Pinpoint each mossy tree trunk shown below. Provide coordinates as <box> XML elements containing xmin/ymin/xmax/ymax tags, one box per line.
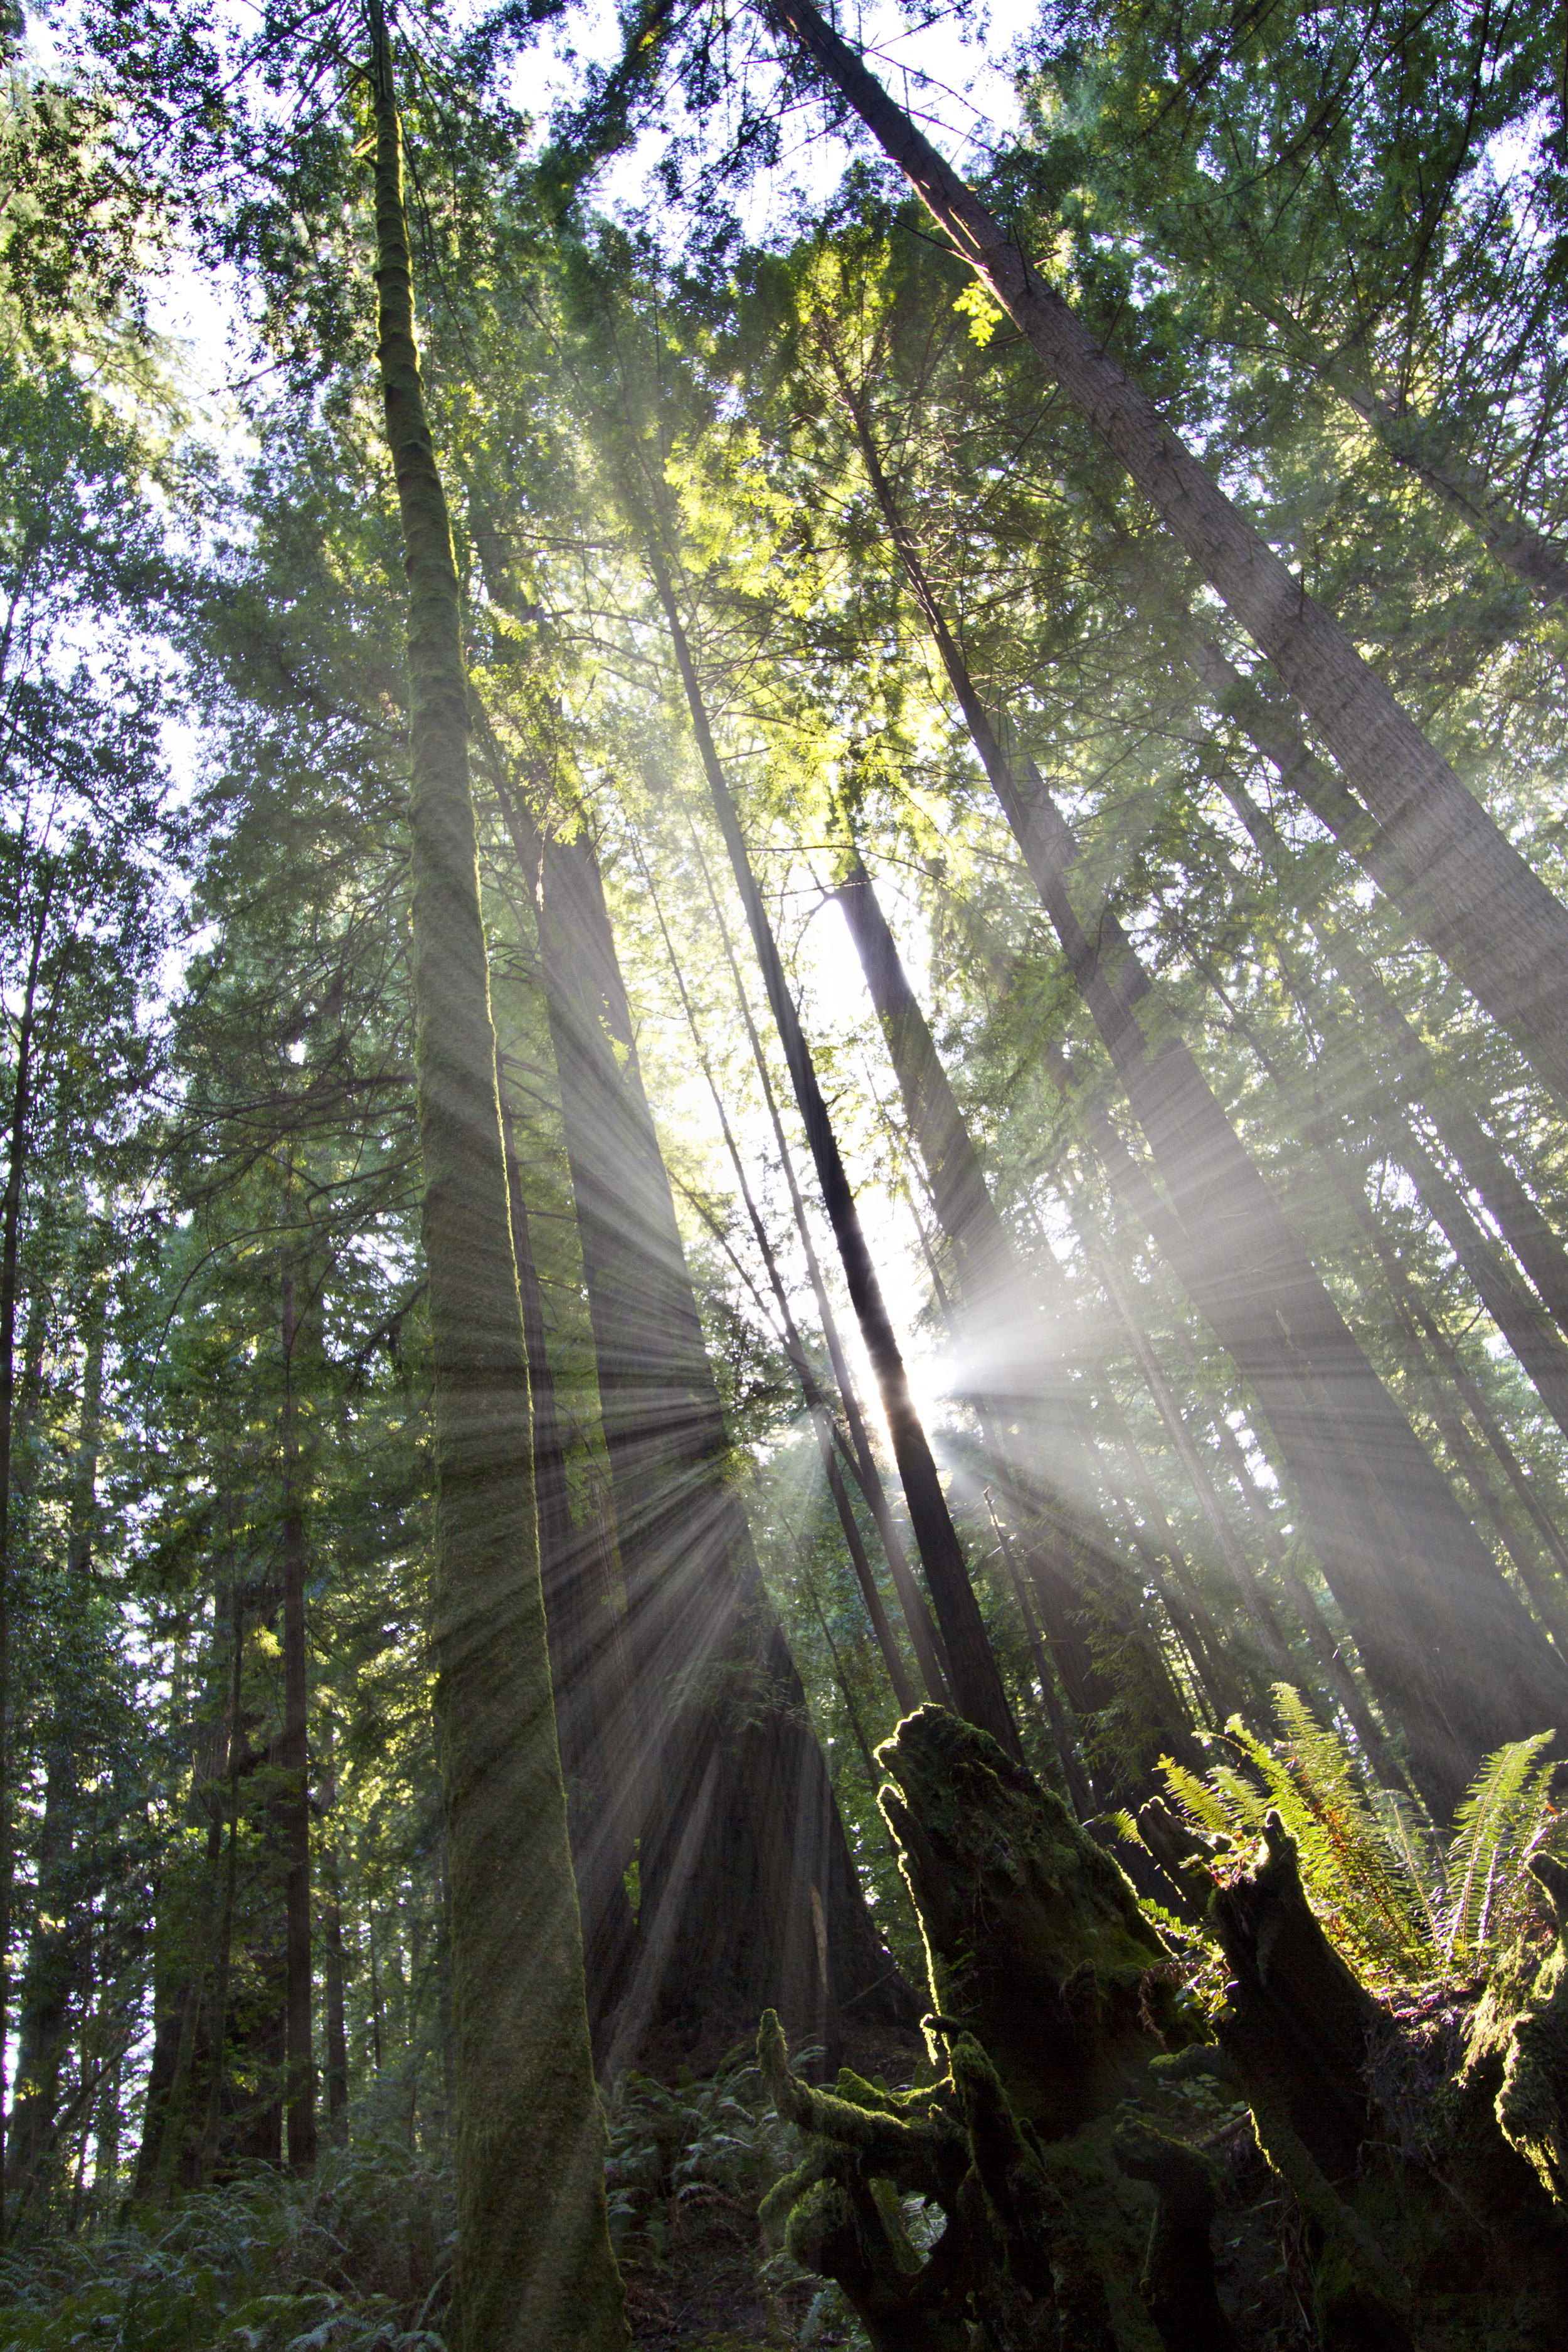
<box><xmin>763</xmin><ymin>1707</ymin><xmax>1568</xmax><ymax>2349</ymax></box>
<box><xmin>367</xmin><ymin>15</ymin><xmax>625</xmax><ymax>2344</ymax></box>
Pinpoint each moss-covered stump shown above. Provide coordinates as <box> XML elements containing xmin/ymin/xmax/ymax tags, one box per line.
<box><xmin>1209</xmin><ymin>1811</ymin><xmax>1568</xmax><ymax>2350</ymax></box>
<box><xmin>758</xmin><ymin>1710</ymin><xmax>1568</xmax><ymax>2350</ymax></box>
<box><xmin>757</xmin><ymin>1712</ymin><xmax>1227</xmax><ymax>2349</ymax></box>
<box><xmin>877</xmin><ymin>1706</ymin><xmax>1197</xmax><ymax>2136</ymax></box>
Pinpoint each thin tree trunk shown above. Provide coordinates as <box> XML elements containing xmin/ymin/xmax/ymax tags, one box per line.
<box><xmin>1315</xmin><ymin>1133</ymin><xmax>1568</xmax><ymax>1650</ymax></box>
<box><xmin>640</xmin><ymin>540</ymin><xmax>1019</xmax><ymax>1759</ymax></box>
<box><xmin>981</xmin><ymin>1492</ymin><xmax>1092</xmax><ymax>1816</ymax></box>
<box><xmin>1167</xmin><ymin>938</ymin><xmax>1568</xmax><ymax>1657</ymax></box>
<box><xmin>1092</xmin><ymin>1245</ymin><xmax>1291</xmax><ymax>1678</ymax></box>
<box><xmin>366</xmin><ymin>17</ymin><xmax>624</xmax><ymax>2343</ymax></box>
<box><xmin>1389</xmin><ymin>1122</ymin><xmax>1568</xmax><ymax>1444</ymax></box>
<box><xmin>690</xmin><ymin>829</ymin><xmax>951</xmax><ymax>1703</ymax></box>
<box><xmin>1241</xmin><ymin>287</ymin><xmax>1568</xmax><ymax>605</ymax></box>
<box><xmin>319</xmin><ymin>1727</ymin><xmax>349</xmax><ymax>2144</ymax></box>
<box><xmin>844</xmin><ymin>404</ymin><xmax>1567</xmax><ymax>1810</ymax></box>
<box><xmin>1212</xmin><ymin>762</ymin><xmax>1568</xmax><ymax>1340</ymax></box>
<box><xmin>0</xmin><ymin>899</ymin><xmax>50</xmax><ymax>2243</ymax></box>
<box><xmin>1162</xmin><ymin>1323</ymin><xmax>1401</xmax><ymax>1773</ymax></box>
<box><xmin>278</xmin><ymin>1259</ymin><xmax>316</xmax><ymax>2173</ymax></box>
<box><xmin>776</xmin><ymin>0</ymin><xmax>1568</xmax><ymax>1105</ymax></box>
<box><xmin>638</xmin><ymin>845</ymin><xmax>918</xmax><ymax>1713</ymax></box>
<box><xmin>4</xmin><ymin>1286</ymin><xmax>105</xmax><ymax>2222</ymax></box>
<box><xmin>835</xmin><ymin>847</ymin><xmax>1226</xmax><ymax>1727</ymax></box>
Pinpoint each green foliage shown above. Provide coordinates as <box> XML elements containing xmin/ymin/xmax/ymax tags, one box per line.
<box><xmin>603</xmin><ymin>2042</ymin><xmax>806</xmax><ymax>2260</ymax></box>
<box><xmin>1136</xmin><ymin>1685</ymin><xmax>1566</xmax><ymax>1994</ymax></box>
<box><xmin>0</xmin><ymin>2146</ymin><xmax>453</xmax><ymax>2352</ymax></box>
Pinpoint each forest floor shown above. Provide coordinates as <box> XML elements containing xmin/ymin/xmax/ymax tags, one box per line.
<box><xmin>0</xmin><ymin>2028</ymin><xmax>1314</xmax><ymax>2351</ymax></box>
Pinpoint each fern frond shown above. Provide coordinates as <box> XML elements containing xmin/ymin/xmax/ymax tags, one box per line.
<box><xmin>1444</xmin><ymin>1731</ymin><xmax>1557</xmax><ymax>1965</ymax></box>
<box><xmin>1444</xmin><ymin>1730</ymin><xmax>1554</xmax><ymax>1961</ymax></box>
<box><xmin>1158</xmin><ymin>1758</ymin><xmax>1232</xmax><ymax>1839</ymax></box>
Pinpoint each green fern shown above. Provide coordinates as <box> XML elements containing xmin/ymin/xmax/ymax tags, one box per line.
<box><xmin>1442</xmin><ymin>1730</ymin><xmax>1557</xmax><ymax>1968</ymax></box>
<box><xmin>1131</xmin><ymin>1688</ymin><xmax>1565</xmax><ymax>1998</ymax></box>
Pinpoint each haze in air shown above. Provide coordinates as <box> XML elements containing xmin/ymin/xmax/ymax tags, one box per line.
<box><xmin>1</xmin><ymin>0</ymin><xmax>1567</xmax><ymax>2345</ymax></box>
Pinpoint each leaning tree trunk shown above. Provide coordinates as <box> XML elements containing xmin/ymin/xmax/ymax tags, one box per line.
<box><xmin>366</xmin><ymin>16</ymin><xmax>625</xmax><ymax>2346</ymax></box>
<box><xmin>492</xmin><ymin>768</ymin><xmax>911</xmax><ymax>2072</ymax></box>
<box><xmin>1210</xmin><ymin>760</ymin><xmax>1568</xmax><ymax>1340</ymax></box>
<box><xmin>770</xmin><ymin>0</ymin><xmax>1568</xmax><ymax>1108</ymax></box>
<box><xmin>639</xmin><ymin>533</ymin><xmax>1018</xmax><ymax>1760</ymax></box>
<box><xmin>692</xmin><ymin>830</ymin><xmax>951</xmax><ymax>1705</ymax></box>
<box><xmin>832</xmin><ymin>849</ymin><xmax>1204</xmax><ymax>1772</ymax></box>
<box><xmin>838</xmin><ymin>401</ymin><xmax>1567</xmax><ymax>1813</ymax></box>
<box><xmin>1240</xmin><ymin>285</ymin><xmax>1568</xmax><ymax>606</ymax></box>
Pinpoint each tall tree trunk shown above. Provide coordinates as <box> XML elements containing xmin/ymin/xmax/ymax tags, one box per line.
<box><xmin>841</xmin><ymin>403</ymin><xmax>1567</xmax><ymax>1811</ymax></box>
<box><xmin>639</xmin><ymin>538</ymin><xmax>1018</xmax><ymax>1759</ymax></box>
<box><xmin>366</xmin><ymin>17</ymin><xmax>625</xmax><ymax>2344</ymax></box>
<box><xmin>775</xmin><ymin>0</ymin><xmax>1568</xmax><ymax>1105</ymax></box>
<box><xmin>691</xmin><ymin>829</ymin><xmax>951</xmax><ymax>1703</ymax></box>
<box><xmin>5</xmin><ymin>1289</ymin><xmax>106</xmax><ymax>2222</ymax></box>
<box><xmin>832</xmin><ymin>848</ymin><xmax>1203</xmax><ymax>1764</ymax></box>
<box><xmin>492</xmin><ymin>769</ymin><xmax>911</xmax><ymax>2070</ymax></box>
<box><xmin>0</xmin><ymin>898</ymin><xmax>49</xmax><ymax>2243</ymax></box>
<box><xmin>495</xmin><ymin>1045</ymin><xmax>638</xmax><ymax>2054</ymax></box>
<box><xmin>278</xmin><ymin>1258</ymin><xmax>316</xmax><ymax>2173</ymax></box>
<box><xmin>319</xmin><ymin>1728</ymin><xmax>350</xmax><ymax>2145</ymax></box>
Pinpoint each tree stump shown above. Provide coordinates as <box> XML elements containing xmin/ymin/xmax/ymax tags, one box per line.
<box><xmin>758</xmin><ymin>1710</ymin><xmax>1568</xmax><ymax>2349</ymax></box>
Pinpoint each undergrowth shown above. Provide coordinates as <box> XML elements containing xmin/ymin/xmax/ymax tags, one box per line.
<box><xmin>0</xmin><ymin>2143</ymin><xmax>453</xmax><ymax>2352</ymax></box>
<box><xmin>9</xmin><ymin>1696</ymin><xmax>1558</xmax><ymax>2351</ymax></box>
<box><xmin>0</xmin><ymin>2047</ymin><xmax>866</xmax><ymax>2352</ymax></box>
<box><xmin>1116</xmin><ymin>1683</ymin><xmax>1566</xmax><ymax>2000</ymax></box>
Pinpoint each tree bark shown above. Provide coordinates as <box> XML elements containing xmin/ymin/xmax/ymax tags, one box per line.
<box><xmin>4</xmin><ymin>1288</ymin><xmax>106</xmax><ymax>2223</ymax></box>
<box><xmin>641</xmin><ymin>538</ymin><xmax>1019</xmax><ymax>1759</ymax></box>
<box><xmin>691</xmin><ymin>829</ymin><xmax>951</xmax><ymax>1703</ymax></box>
<box><xmin>774</xmin><ymin>0</ymin><xmax>1568</xmax><ymax>1107</ymax></box>
<box><xmin>492</xmin><ymin>769</ymin><xmax>911</xmax><ymax>2070</ymax></box>
<box><xmin>495</xmin><ymin>1043</ymin><xmax>638</xmax><ymax>2053</ymax></box>
<box><xmin>367</xmin><ymin>17</ymin><xmax>626</xmax><ymax>2344</ymax></box>
<box><xmin>841</xmin><ymin>401</ymin><xmax>1567</xmax><ymax>1811</ymax></box>
<box><xmin>278</xmin><ymin>1258</ymin><xmax>316</xmax><ymax>2173</ymax></box>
